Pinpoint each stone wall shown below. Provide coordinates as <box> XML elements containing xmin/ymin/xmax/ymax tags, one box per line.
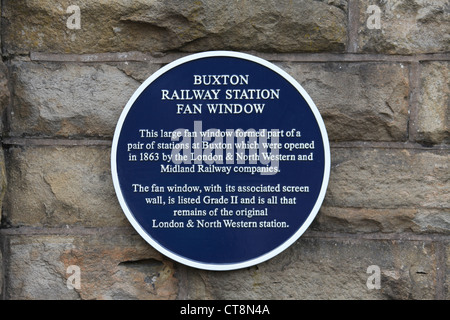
<box><xmin>0</xmin><ymin>0</ymin><xmax>448</xmax><ymax>300</ymax></box>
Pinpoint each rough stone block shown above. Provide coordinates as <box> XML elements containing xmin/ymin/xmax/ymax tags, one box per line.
<box><xmin>314</xmin><ymin>207</ymin><xmax>450</xmax><ymax>234</ymax></box>
<box><xmin>414</xmin><ymin>61</ymin><xmax>449</xmax><ymax>144</ymax></box>
<box><xmin>280</xmin><ymin>62</ymin><xmax>409</xmax><ymax>141</ymax></box>
<box><xmin>4</xmin><ymin>233</ymin><xmax>178</xmax><ymax>299</ymax></box>
<box><xmin>4</xmin><ymin>233</ymin><xmax>440</xmax><ymax>300</ymax></box>
<box><xmin>10</xmin><ymin>61</ymin><xmax>145</xmax><ymax>138</ymax></box>
<box><xmin>5</xmin><ymin>145</ymin><xmax>449</xmax><ymax>235</ymax></box>
<box><xmin>5</xmin><ymin>146</ymin><xmax>126</xmax><ymax>227</ymax></box>
<box><xmin>0</xmin><ymin>148</ymin><xmax>7</xmax><ymax>214</ymax></box>
<box><xmin>326</xmin><ymin>148</ymin><xmax>450</xmax><ymax>211</ymax></box>
<box><xmin>358</xmin><ymin>0</ymin><xmax>450</xmax><ymax>54</ymax></box>
<box><xmin>3</xmin><ymin>0</ymin><xmax>347</xmax><ymax>55</ymax></box>
<box><xmin>0</xmin><ymin>61</ymin><xmax>9</xmax><ymax>120</ymax></box>
<box><xmin>0</xmin><ymin>61</ymin><xmax>9</xmax><ymax>227</ymax></box>
<box><xmin>184</xmin><ymin>237</ymin><xmax>439</xmax><ymax>299</ymax></box>
<box><xmin>0</xmin><ymin>246</ymin><xmax>3</xmax><ymax>298</ymax></box>
<box><xmin>446</xmin><ymin>243</ymin><xmax>450</xmax><ymax>299</ymax></box>
<box><xmin>12</xmin><ymin>61</ymin><xmax>410</xmax><ymax>141</ymax></box>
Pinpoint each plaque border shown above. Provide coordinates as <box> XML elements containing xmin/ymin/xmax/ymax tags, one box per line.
<box><xmin>111</xmin><ymin>51</ymin><xmax>331</xmax><ymax>271</ymax></box>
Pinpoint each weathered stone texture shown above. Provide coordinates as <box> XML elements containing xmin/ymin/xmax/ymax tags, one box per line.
<box><xmin>0</xmin><ymin>148</ymin><xmax>6</xmax><ymax>201</ymax></box>
<box><xmin>184</xmin><ymin>237</ymin><xmax>438</xmax><ymax>299</ymax></box>
<box><xmin>0</xmin><ymin>247</ymin><xmax>3</xmax><ymax>298</ymax></box>
<box><xmin>0</xmin><ymin>62</ymin><xmax>9</xmax><ymax>120</ymax></box>
<box><xmin>3</xmin><ymin>234</ymin><xmax>440</xmax><ymax>300</ymax></box>
<box><xmin>0</xmin><ymin>61</ymin><xmax>9</xmax><ymax>227</ymax></box>
<box><xmin>315</xmin><ymin>147</ymin><xmax>450</xmax><ymax>234</ymax></box>
<box><xmin>4</xmin><ymin>233</ymin><xmax>178</xmax><ymax>300</ymax></box>
<box><xmin>1</xmin><ymin>0</ymin><xmax>449</xmax><ymax>301</ymax></box>
<box><xmin>326</xmin><ymin>148</ymin><xmax>449</xmax><ymax>210</ymax></box>
<box><xmin>10</xmin><ymin>61</ymin><xmax>143</xmax><ymax>138</ymax></box>
<box><xmin>314</xmin><ymin>207</ymin><xmax>450</xmax><ymax>234</ymax></box>
<box><xmin>6</xmin><ymin>145</ymin><xmax>448</xmax><ymax>237</ymax></box>
<box><xmin>280</xmin><ymin>62</ymin><xmax>409</xmax><ymax>141</ymax></box>
<box><xmin>0</xmin><ymin>18</ymin><xmax>6</xmax><ymax>299</ymax></box>
<box><xmin>3</xmin><ymin>0</ymin><xmax>347</xmax><ymax>55</ymax></box>
<box><xmin>446</xmin><ymin>243</ymin><xmax>450</xmax><ymax>299</ymax></box>
<box><xmin>414</xmin><ymin>61</ymin><xmax>449</xmax><ymax>144</ymax></box>
<box><xmin>5</xmin><ymin>146</ymin><xmax>126</xmax><ymax>227</ymax></box>
<box><xmin>12</xmin><ymin>61</ymin><xmax>410</xmax><ymax>141</ymax></box>
<box><xmin>358</xmin><ymin>0</ymin><xmax>450</xmax><ymax>54</ymax></box>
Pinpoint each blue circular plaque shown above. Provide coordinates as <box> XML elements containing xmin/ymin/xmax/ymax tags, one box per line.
<box><xmin>111</xmin><ymin>51</ymin><xmax>330</xmax><ymax>270</ymax></box>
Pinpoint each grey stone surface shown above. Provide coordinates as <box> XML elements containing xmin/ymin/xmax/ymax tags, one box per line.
<box><xmin>2</xmin><ymin>233</ymin><xmax>440</xmax><ymax>299</ymax></box>
<box><xmin>11</xmin><ymin>60</ymin><xmax>410</xmax><ymax>141</ymax></box>
<box><xmin>3</xmin><ymin>0</ymin><xmax>347</xmax><ymax>55</ymax></box>
<box><xmin>3</xmin><ymin>233</ymin><xmax>177</xmax><ymax>300</ymax></box>
<box><xmin>357</xmin><ymin>0</ymin><xmax>450</xmax><ymax>54</ymax></box>
<box><xmin>0</xmin><ymin>247</ymin><xmax>3</xmax><ymax>298</ymax></box>
<box><xmin>280</xmin><ymin>62</ymin><xmax>410</xmax><ymax>141</ymax></box>
<box><xmin>325</xmin><ymin>148</ymin><xmax>450</xmax><ymax>210</ymax></box>
<box><xmin>1</xmin><ymin>0</ymin><xmax>448</xmax><ymax>301</ymax></box>
<box><xmin>5</xmin><ymin>146</ymin><xmax>126</xmax><ymax>227</ymax></box>
<box><xmin>314</xmin><ymin>207</ymin><xmax>450</xmax><ymax>234</ymax></box>
<box><xmin>184</xmin><ymin>237</ymin><xmax>439</xmax><ymax>299</ymax></box>
<box><xmin>6</xmin><ymin>145</ymin><xmax>449</xmax><ymax>237</ymax></box>
<box><xmin>414</xmin><ymin>61</ymin><xmax>450</xmax><ymax>144</ymax></box>
<box><xmin>0</xmin><ymin>62</ymin><xmax>9</xmax><ymax>127</ymax></box>
<box><xmin>446</xmin><ymin>243</ymin><xmax>450</xmax><ymax>299</ymax></box>
<box><xmin>10</xmin><ymin>61</ymin><xmax>142</xmax><ymax>138</ymax></box>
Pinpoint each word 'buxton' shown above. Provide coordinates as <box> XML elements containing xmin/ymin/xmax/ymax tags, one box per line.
<box><xmin>162</xmin><ymin>73</ymin><xmax>281</xmax><ymax>115</ymax></box>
